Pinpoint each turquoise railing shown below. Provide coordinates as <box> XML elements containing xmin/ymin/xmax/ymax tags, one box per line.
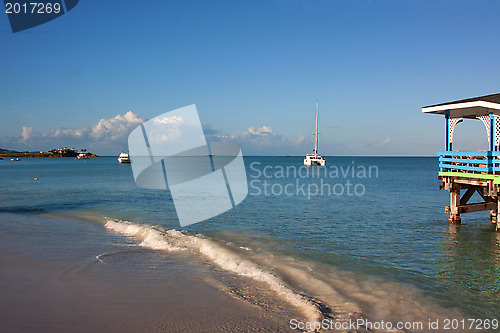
<box><xmin>437</xmin><ymin>151</ymin><xmax>500</xmax><ymax>174</ymax></box>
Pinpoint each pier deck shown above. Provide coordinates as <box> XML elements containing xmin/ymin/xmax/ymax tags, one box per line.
<box><xmin>423</xmin><ymin>93</ymin><xmax>500</xmax><ymax>229</ymax></box>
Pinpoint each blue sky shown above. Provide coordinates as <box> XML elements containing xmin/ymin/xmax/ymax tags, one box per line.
<box><xmin>1</xmin><ymin>0</ymin><xmax>499</xmax><ymax>155</ymax></box>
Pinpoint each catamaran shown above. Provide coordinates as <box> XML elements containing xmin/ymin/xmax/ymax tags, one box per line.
<box><xmin>304</xmin><ymin>101</ymin><xmax>326</xmax><ymax>166</ymax></box>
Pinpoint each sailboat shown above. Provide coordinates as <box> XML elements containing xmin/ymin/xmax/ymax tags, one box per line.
<box><xmin>304</xmin><ymin>101</ymin><xmax>326</xmax><ymax>166</ymax></box>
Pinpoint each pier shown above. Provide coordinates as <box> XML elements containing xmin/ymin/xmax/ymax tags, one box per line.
<box><xmin>423</xmin><ymin>93</ymin><xmax>500</xmax><ymax>229</ymax></box>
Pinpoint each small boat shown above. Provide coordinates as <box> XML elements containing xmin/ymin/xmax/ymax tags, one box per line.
<box><xmin>77</xmin><ymin>152</ymin><xmax>90</xmax><ymax>160</ymax></box>
<box><xmin>11</xmin><ymin>158</ymin><xmax>20</xmax><ymax>161</ymax></box>
<box><xmin>304</xmin><ymin>101</ymin><xmax>326</xmax><ymax>166</ymax></box>
<box><xmin>118</xmin><ymin>151</ymin><xmax>131</xmax><ymax>163</ymax></box>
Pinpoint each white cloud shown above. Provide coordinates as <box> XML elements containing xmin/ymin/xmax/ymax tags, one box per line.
<box><xmin>248</xmin><ymin>126</ymin><xmax>273</xmax><ymax>135</ymax></box>
<box><xmin>31</xmin><ymin>111</ymin><xmax>144</xmax><ymax>142</ymax></box>
<box><xmin>21</xmin><ymin>126</ymin><xmax>34</xmax><ymax>141</ymax></box>
<box><xmin>153</xmin><ymin>115</ymin><xmax>184</xmax><ymax>125</ymax></box>
<box><xmin>144</xmin><ymin>115</ymin><xmax>201</xmax><ymax>146</ymax></box>
<box><xmin>3</xmin><ymin>111</ymin><xmax>145</xmax><ymax>154</ymax></box>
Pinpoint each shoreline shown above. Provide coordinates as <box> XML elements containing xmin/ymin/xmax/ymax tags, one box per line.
<box><xmin>0</xmin><ymin>212</ymin><xmax>299</xmax><ymax>332</ymax></box>
<box><xmin>0</xmin><ymin>209</ymin><xmax>479</xmax><ymax>333</ymax></box>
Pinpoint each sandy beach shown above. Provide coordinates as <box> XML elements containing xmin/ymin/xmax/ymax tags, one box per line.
<box><xmin>0</xmin><ymin>212</ymin><xmax>298</xmax><ymax>333</ymax></box>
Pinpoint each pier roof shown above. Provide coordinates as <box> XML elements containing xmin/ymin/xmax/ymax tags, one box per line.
<box><xmin>422</xmin><ymin>93</ymin><xmax>500</xmax><ymax>118</ymax></box>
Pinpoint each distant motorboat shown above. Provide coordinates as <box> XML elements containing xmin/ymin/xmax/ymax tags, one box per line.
<box><xmin>11</xmin><ymin>158</ymin><xmax>20</xmax><ymax>161</ymax></box>
<box><xmin>77</xmin><ymin>152</ymin><xmax>90</xmax><ymax>160</ymax></box>
<box><xmin>118</xmin><ymin>151</ymin><xmax>131</xmax><ymax>163</ymax></box>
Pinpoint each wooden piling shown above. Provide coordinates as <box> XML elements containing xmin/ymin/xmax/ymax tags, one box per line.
<box><xmin>448</xmin><ymin>183</ymin><xmax>461</xmax><ymax>223</ymax></box>
<box><xmin>497</xmin><ymin>197</ymin><xmax>500</xmax><ymax>231</ymax></box>
<box><xmin>490</xmin><ymin>209</ymin><xmax>497</xmax><ymax>224</ymax></box>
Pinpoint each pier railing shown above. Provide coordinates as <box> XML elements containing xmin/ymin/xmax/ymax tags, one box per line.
<box><xmin>438</xmin><ymin>151</ymin><xmax>500</xmax><ymax>174</ymax></box>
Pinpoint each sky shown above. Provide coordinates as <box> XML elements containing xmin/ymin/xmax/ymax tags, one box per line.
<box><xmin>1</xmin><ymin>0</ymin><xmax>499</xmax><ymax>156</ymax></box>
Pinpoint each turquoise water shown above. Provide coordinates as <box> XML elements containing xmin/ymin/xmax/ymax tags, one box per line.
<box><xmin>1</xmin><ymin>156</ymin><xmax>499</xmax><ymax>329</ymax></box>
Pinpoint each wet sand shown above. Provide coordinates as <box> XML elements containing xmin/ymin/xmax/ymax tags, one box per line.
<box><xmin>0</xmin><ymin>213</ymin><xmax>296</xmax><ymax>332</ymax></box>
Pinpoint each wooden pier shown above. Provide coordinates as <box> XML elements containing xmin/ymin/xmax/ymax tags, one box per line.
<box><xmin>423</xmin><ymin>93</ymin><xmax>500</xmax><ymax>229</ymax></box>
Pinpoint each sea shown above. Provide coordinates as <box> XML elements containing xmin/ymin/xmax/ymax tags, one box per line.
<box><xmin>1</xmin><ymin>156</ymin><xmax>499</xmax><ymax>332</ymax></box>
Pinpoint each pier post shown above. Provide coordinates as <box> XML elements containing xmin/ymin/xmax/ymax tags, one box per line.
<box><xmin>490</xmin><ymin>209</ymin><xmax>497</xmax><ymax>224</ymax></box>
<box><xmin>448</xmin><ymin>184</ymin><xmax>461</xmax><ymax>224</ymax></box>
<box><xmin>445</xmin><ymin>110</ymin><xmax>450</xmax><ymax>151</ymax></box>
<box><xmin>497</xmin><ymin>197</ymin><xmax>500</xmax><ymax>231</ymax></box>
<box><xmin>490</xmin><ymin>113</ymin><xmax>495</xmax><ymax>152</ymax></box>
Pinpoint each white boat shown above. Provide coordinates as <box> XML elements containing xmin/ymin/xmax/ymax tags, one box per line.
<box><xmin>118</xmin><ymin>151</ymin><xmax>131</xmax><ymax>163</ymax></box>
<box><xmin>304</xmin><ymin>101</ymin><xmax>326</xmax><ymax>166</ymax></box>
<box><xmin>11</xmin><ymin>158</ymin><xmax>20</xmax><ymax>161</ymax></box>
<box><xmin>77</xmin><ymin>152</ymin><xmax>90</xmax><ymax>159</ymax></box>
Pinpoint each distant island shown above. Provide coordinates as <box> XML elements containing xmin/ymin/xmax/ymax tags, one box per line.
<box><xmin>0</xmin><ymin>147</ymin><xmax>99</xmax><ymax>158</ymax></box>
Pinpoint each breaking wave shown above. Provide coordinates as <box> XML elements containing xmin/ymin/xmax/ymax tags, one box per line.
<box><xmin>104</xmin><ymin>219</ymin><xmax>466</xmax><ymax>332</ymax></box>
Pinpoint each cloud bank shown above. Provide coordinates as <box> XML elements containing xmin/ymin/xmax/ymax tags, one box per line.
<box><xmin>3</xmin><ymin>111</ymin><xmax>145</xmax><ymax>154</ymax></box>
<box><xmin>2</xmin><ymin>112</ymin><xmax>392</xmax><ymax>156</ymax></box>
<box><xmin>2</xmin><ymin>112</ymin><xmax>309</xmax><ymax>155</ymax></box>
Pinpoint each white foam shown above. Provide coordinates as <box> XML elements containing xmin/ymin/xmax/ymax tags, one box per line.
<box><xmin>104</xmin><ymin>219</ymin><xmax>321</xmax><ymax>323</ymax></box>
<box><xmin>104</xmin><ymin>219</ymin><xmax>466</xmax><ymax>331</ymax></box>
<box><xmin>104</xmin><ymin>219</ymin><xmax>185</xmax><ymax>252</ymax></box>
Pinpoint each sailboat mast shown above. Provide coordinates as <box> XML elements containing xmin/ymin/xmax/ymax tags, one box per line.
<box><xmin>315</xmin><ymin>101</ymin><xmax>319</xmax><ymax>157</ymax></box>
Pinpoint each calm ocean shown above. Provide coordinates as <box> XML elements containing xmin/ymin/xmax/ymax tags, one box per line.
<box><xmin>1</xmin><ymin>156</ymin><xmax>499</xmax><ymax>331</ymax></box>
